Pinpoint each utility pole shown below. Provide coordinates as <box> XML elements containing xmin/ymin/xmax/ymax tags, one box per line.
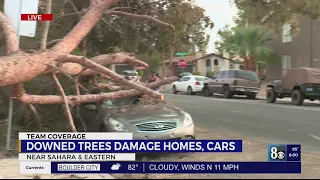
<box><xmin>5</xmin><ymin>0</ymin><xmax>23</xmax><ymax>151</ymax></box>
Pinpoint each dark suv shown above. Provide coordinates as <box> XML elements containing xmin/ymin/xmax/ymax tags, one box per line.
<box><xmin>203</xmin><ymin>70</ymin><xmax>260</xmax><ymax>99</ymax></box>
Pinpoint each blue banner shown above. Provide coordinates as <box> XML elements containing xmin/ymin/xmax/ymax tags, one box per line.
<box><xmin>51</xmin><ymin>161</ymin><xmax>301</xmax><ymax>174</ymax></box>
<box><xmin>19</xmin><ymin>140</ymin><xmax>242</xmax><ymax>153</ymax></box>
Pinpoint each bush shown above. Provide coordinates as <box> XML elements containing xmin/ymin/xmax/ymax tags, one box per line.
<box><xmin>192</xmin><ymin>72</ymin><xmax>201</xmax><ymax>75</ymax></box>
<box><xmin>137</xmin><ymin>70</ymin><xmax>144</xmax><ymax>77</ymax></box>
<box><xmin>206</xmin><ymin>71</ymin><xmax>216</xmax><ymax>78</ymax></box>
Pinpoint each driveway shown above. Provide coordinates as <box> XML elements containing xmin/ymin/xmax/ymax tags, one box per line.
<box><xmin>163</xmin><ymin>93</ymin><xmax>320</xmax><ymax>153</ymax></box>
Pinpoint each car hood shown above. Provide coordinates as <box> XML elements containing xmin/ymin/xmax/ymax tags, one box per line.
<box><xmin>106</xmin><ymin>102</ymin><xmax>185</xmax><ymax>124</ymax></box>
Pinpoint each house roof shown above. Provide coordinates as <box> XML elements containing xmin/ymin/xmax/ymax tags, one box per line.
<box><xmin>163</xmin><ymin>52</ymin><xmax>243</xmax><ymax>64</ymax></box>
<box><xmin>163</xmin><ymin>55</ymin><xmax>197</xmax><ymax>63</ymax></box>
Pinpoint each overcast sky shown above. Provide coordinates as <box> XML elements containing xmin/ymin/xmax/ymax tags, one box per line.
<box><xmin>194</xmin><ymin>0</ymin><xmax>238</xmax><ymax>53</ymax></box>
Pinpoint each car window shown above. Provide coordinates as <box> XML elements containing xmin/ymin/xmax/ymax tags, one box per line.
<box><xmin>213</xmin><ymin>71</ymin><xmax>220</xmax><ymax>78</ymax></box>
<box><xmin>102</xmin><ymin>98</ymin><xmax>136</xmax><ymax>108</ymax></box>
<box><xmin>219</xmin><ymin>71</ymin><xmax>227</xmax><ymax>78</ymax></box>
<box><xmin>195</xmin><ymin>77</ymin><xmax>207</xmax><ymax>81</ymax></box>
<box><xmin>183</xmin><ymin>77</ymin><xmax>191</xmax><ymax>81</ymax></box>
<box><xmin>180</xmin><ymin>77</ymin><xmax>190</xmax><ymax>82</ymax></box>
<box><xmin>226</xmin><ymin>70</ymin><xmax>236</xmax><ymax>78</ymax></box>
<box><xmin>236</xmin><ymin>70</ymin><xmax>259</xmax><ymax>80</ymax></box>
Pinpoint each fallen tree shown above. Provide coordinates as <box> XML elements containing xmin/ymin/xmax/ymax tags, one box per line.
<box><xmin>0</xmin><ymin>0</ymin><xmax>178</xmax><ymax>132</ymax></box>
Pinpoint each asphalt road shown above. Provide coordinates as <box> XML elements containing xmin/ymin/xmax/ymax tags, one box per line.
<box><xmin>163</xmin><ymin>93</ymin><xmax>320</xmax><ymax>154</ymax></box>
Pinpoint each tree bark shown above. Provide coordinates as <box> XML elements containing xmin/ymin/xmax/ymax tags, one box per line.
<box><xmin>169</xmin><ymin>48</ymin><xmax>175</xmax><ymax>76</ymax></box>
<box><xmin>0</xmin><ymin>12</ymin><xmax>19</xmax><ymax>54</ymax></box>
<box><xmin>0</xmin><ymin>52</ymin><xmax>58</xmax><ymax>86</ymax></box>
<box><xmin>15</xmin><ymin>77</ymin><xmax>178</xmax><ymax>105</ymax></box>
<box><xmin>244</xmin><ymin>56</ymin><xmax>256</xmax><ymax>72</ymax></box>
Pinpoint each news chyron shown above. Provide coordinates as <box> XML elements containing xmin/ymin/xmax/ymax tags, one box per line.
<box><xmin>18</xmin><ymin>132</ymin><xmax>301</xmax><ymax>174</ymax></box>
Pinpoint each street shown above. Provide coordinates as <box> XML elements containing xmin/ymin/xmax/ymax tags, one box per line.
<box><xmin>164</xmin><ymin>93</ymin><xmax>320</xmax><ymax>154</ymax></box>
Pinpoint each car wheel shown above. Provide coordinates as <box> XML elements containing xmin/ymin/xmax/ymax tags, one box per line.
<box><xmin>266</xmin><ymin>88</ymin><xmax>277</xmax><ymax>103</ymax></box>
<box><xmin>291</xmin><ymin>90</ymin><xmax>305</xmax><ymax>106</ymax></box>
<box><xmin>172</xmin><ymin>85</ymin><xmax>177</xmax><ymax>94</ymax></box>
<box><xmin>203</xmin><ymin>86</ymin><xmax>213</xmax><ymax>97</ymax></box>
<box><xmin>187</xmin><ymin>86</ymin><xmax>194</xmax><ymax>95</ymax></box>
<box><xmin>223</xmin><ymin>86</ymin><xmax>233</xmax><ymax>99</ymax></box>
<box><xmin>246</xmin><ymin>94</ymin><xmax>256</xmax><ymax>100</ymax></box>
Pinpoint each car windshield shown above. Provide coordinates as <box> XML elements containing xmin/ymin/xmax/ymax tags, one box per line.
<box><xmin>195</xmin><ymin>77</ymin><xmax>207</xmax><ymax>81</ymax></box>
<box><xmin>102</xmin><ymin>98</ymin><xmax>137</xmax><ymax>108</ymax></box>
<box><xmin>236</xmin><ymin>70</ymin><xmax>259</xmax><ymax>80</ymax></box>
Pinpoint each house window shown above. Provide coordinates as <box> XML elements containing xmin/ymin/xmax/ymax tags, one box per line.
<box><xmin>281</xmin><ymin>54</ymin><xmax>291</xmax><ymax>76</ymax></box>
<box><xmin>214</xmin><ymin>59</ymin><xmax>219</xmax><ymax>65</ymax></box>
<box><xmin>206</xmin><ymin>59</ymin><xmax>211</xmax><ymax>72</ymax></box>
<box><xmin>213</xmin><ymin>59</ymin><xmax>219</xmax><ymax>72</ymax></box>
<box><xmin>282</xmin><ymin>23</ymin><xmax>292</xmax><ymax>43</ymax></box>
<box><xmin>206</xmin><ymin>59</ymin><xmax>211</xmax><ymax>67</ymax></box>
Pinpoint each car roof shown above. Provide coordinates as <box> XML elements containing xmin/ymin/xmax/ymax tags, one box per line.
<box><xmin>182</xmin><ymin>75</ymin><xmax>207</xmax><ymax>78</ymax></box>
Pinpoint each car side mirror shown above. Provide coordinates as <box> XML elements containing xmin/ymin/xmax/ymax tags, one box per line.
<box><xmin>84</xmin><ymin>104</ymin><xmax>97</xmax><ymax>111</ymax></box>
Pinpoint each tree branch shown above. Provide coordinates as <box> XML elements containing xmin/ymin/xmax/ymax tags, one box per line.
<box><xmin>47</xmin><ymin>64</ymin><xmax>88</xmax><ymax>92</ymax></box>
<box><xmin>105</xmin><ymin>10</ymin><xmax>174</xmax><ymax>28</ymax></box>
<box><xmin>93</xmin><ymin>76</ymin><xmax>122</xmax><ymax>90</ymax></box>
<box><xmin>27</xmin><ymin>104</ymin><xmax>42</xmax><ymax>129</ymax></box>
<box><xmin>57</xmin><ymin>54</ymin><xmax>161</xmax><ymax>98</ymax></box>
<box><xmin>0</xmin><ymin>12</ymin><xmax>19</xmax><ymax>54</ymax></box>
<box><xmin>51</xmin><ymin>73</ymin><xmax>77</xmax><ymax>132</ymax></box>
<box><xmin>74</xmin><ymin>77</ymin><xmax>87</xmax><ymax>132</ymax></box>
<box><xmin>16</xmin><ymin>77</ymin><xmax>178</xmax><ymax>105</ymax></box>
<box><xmin>52</xmin><ymin>0</ymin><xmax>119</xmax><ymax>53</ymax></box>
<box><xmin>79</xmin><ymin>52</ymin><xmax>148</xmax><ymax>76</ymax></box>
<box><xmin>46</xmin><ymin>39</ymin><xmax>62</xmax><ymax>47</ymax></box>
<box><xmin>110</xmin><ymin>7</ymin><xmax>132</xmax><ymax>11</ymax></box>
<box><xmin>101</xmin><ymin>17</ymin><xmax>123</xmax><ymax>33</ymax></box>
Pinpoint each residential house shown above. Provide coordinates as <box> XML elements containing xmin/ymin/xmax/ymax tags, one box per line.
<box><xmin>267</xmin><ymin>15</ymin><xmax>320</xmax><ymax>80</ymax></box>
<box><xmin>160</xmin><ymin>52</ymin><xmax>242</xmax><ymax>77</ymax></box>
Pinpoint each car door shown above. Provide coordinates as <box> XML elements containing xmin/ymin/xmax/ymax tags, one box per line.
<box><xmin>208</xmin><ymin>71</ymin><xmax>221</xmax><ymax>92</ymax></box>
<box><xmin>180</xmin><ymin>77</ymin><xmax>191</xmax><ymax>92</ymax></box>
<box><xmin>216</xmin><ymin>70</ymin><xmax>227</xmax><ymax>92</ymax></box>
<box><xmin>175</xmin><ymin>77</ymin><xmax>188</xmax><ymax>91</ymax></box>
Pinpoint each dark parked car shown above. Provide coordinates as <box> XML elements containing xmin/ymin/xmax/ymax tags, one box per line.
<box><xmin>203</xmin><ymin>69</ymin><xmax>260</xmax><ymax>99</ymax></box>
<box><xmin>266</xmin><ymin>68</ymin><xmax>320</xmax><ymax>106</ymax></box>
<box><xmin>75</xmin><ymin>95</ymin><xmax>195</xmax><ymax>140</ymax></box>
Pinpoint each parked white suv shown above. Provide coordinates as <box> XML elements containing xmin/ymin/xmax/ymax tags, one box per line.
<box><xmin>172</xmin><ymin>75</ymin><xmax>208</xmax><ymax>95</ymax></box>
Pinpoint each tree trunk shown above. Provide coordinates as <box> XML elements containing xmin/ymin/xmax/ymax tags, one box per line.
<box><xmin>0</xmin><ymin>52</ymin><xmax>59</xmax><ymax>87</ymax></box>
<box><xmin>244</xmin><ymin>56</ymin><xmax>256</xmax><ymax>72</ymax></box>
<box><xmin>169</xmin><ymin>48</ymin><xmax>174</xmax><ymax>76</ymax></box>
<box><xmin>0</xmin><ymin>0</ymin><xmax>179</xmax><ymax>115</ymax></box>
<box><xmin>161</xmin><ymin>51</ymin><xmax>165</xmax><ymax>79</ymax></box>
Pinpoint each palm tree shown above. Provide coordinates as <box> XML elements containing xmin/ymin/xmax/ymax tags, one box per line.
<box><xmin>221</xmin><ymin>25</ymin><xmax>277</xmax><ymax>78</ymax></box>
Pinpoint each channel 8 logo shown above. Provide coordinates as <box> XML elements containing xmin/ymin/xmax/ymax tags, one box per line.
<box><xmin>268</xmin><ymin>144</ymin><xmax>286</xmax><ymax>161</ymax></box>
